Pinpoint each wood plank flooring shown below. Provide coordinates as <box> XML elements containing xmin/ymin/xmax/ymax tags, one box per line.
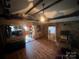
<box><xmin>5</xmin><ymin>39</ymin><xmax>61</xmax><ymax>59</ymax></box>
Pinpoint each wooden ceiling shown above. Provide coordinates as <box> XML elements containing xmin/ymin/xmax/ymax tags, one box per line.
<box><xmin>0</xmin><ymin>0</ymin><xmax>79</xmax><ymax>23</ymax></box>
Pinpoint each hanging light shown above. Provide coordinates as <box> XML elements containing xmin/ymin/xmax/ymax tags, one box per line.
<box><xmin>40</xmin><ymin>14</ymin><xmax>47</xmax><ymax>23</ymax></box>
<box><xmin>40</xmin><ymin>0</ymin><xmax>47</xmax><ymax>23</ymax></box>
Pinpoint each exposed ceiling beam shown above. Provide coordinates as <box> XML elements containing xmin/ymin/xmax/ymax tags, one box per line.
<box><xmin>49</xmin><ymin>10</ymin><xmax>79</xmax><ymax>20</ymax></box>
<box><xmin>49</xmin><ymin>16</ymin><xmax>79</xmax><ymax>23</ymax></box>
<box><xmin>0</xmin><ymin>14</ymin><xmax>37</xmax><ymax>21</ymax></box>
<box><xmin>0</xmin><ymin>14</ymin><xmax>23</xmax><ymax>19</ymax></box>
<box><xmin>32</xmin><ymin>0</ymin><xmax>63</xmax><ymax>15</ymax></box>
<box><xmin>25</xmin><ymin>0</ymin><xmax>43</xmax><ymax>15</ymax></box>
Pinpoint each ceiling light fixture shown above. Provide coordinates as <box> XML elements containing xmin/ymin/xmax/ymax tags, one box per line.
<box><xmin>40</xmin><ymin>15</ymin><xmax>47</xmax><ymax>23</ymax></box>
<box><xmin>40</xmin><ymin>0</ymin><xmax>47</xmax><ymax>23</ymax></box>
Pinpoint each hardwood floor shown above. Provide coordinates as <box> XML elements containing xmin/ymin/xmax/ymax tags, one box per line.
<box><xmin>5</xmin><ymin>39</ymin><xmax>61</xmax><ymax>59</ymax></box>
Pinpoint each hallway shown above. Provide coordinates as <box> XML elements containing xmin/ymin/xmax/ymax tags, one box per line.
<box><xmin>5</xmin><ymin>39</ymin><xmax>60</xmax><ymax>59</ymax></box>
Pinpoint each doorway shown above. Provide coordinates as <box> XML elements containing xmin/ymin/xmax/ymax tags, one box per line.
<box><xmin>48</xmin><ymin>26</ymin><xmax>56</xmax><ymax>41</ymax></box>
